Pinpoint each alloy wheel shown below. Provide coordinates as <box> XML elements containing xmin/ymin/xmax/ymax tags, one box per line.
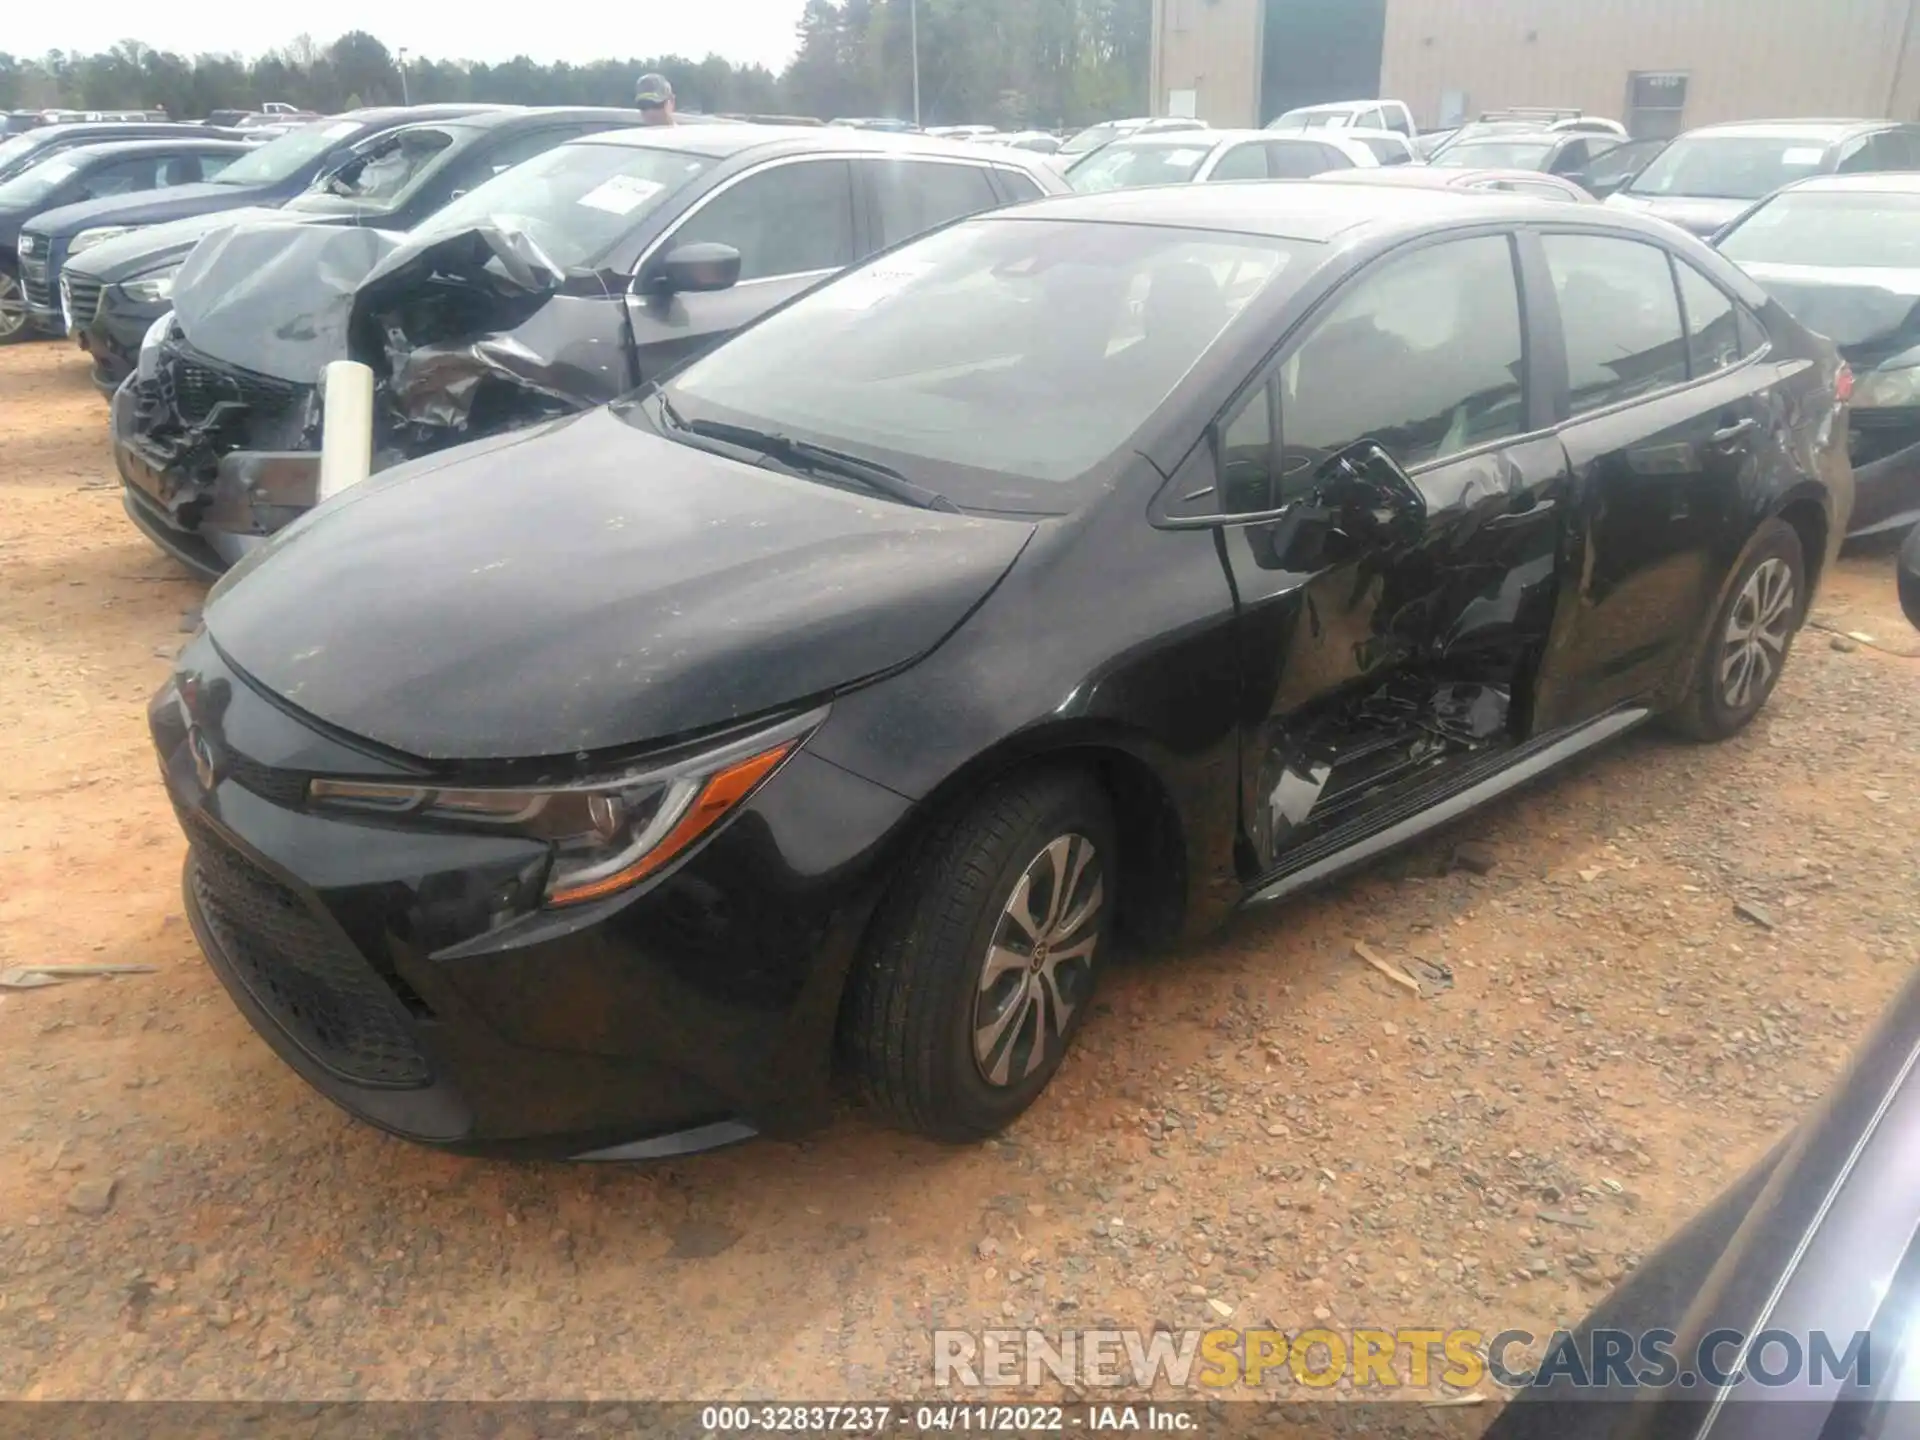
<box><xmin>1720</xmin><ymin>557</ymin><xmax>1796</xmax><ymax>710</ymax></box>
<box><xmin>972</xmin><ymin>833</ymin><xmax>1104</xmax><ymax>1088</ymax></box>
<box><xmin>0</xmin><ymin>272</ymin><xmax>27</xmax><ymax>340</ymax></box>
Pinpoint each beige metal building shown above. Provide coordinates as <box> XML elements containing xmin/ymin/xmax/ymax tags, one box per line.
<box><xmin>1151</xmin><ymin>0</ymin><xmax>1920</xmax><ymax>135</ymax></box>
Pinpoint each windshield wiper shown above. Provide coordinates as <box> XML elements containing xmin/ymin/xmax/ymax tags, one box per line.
<box><xmin>657</xmin><ymin>396</ymin><xmax>959</xmax><ymax>513</ymax></box>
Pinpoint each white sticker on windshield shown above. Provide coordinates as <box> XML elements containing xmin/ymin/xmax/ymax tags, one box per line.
<box><xmin>576</xmin><ymin>174</ymin><xmax>666</xmax><ymax>215</ymax></box>
<box><xmin>1781</xmin><ymin>146</ymin><xmax>1826</xmax><ymax>165</ymax></box>
<box><xmin>1163</xmin><ymin>149</ymin><xmax>1206</xmax><ymax>166</ymax></box>
<box><xmin>323</xmin><ymin>121</ymin><xmax>361</xmax><ymax>140</ymax></box>
<box><xmin>819</xmin><ymin>258</ymin><xmax>936</xmax><ymax>310</ymax></box>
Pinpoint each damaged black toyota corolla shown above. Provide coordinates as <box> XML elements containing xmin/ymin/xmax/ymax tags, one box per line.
<box><xmin>151</xmin><ymin>185</ymin><xmax>1852</xmax><ymax>1158</ymax></box>
<box><xmin>112</xmin><ymin>124</ymin><xmax>1060</xmax><ymax>578</ymax></box>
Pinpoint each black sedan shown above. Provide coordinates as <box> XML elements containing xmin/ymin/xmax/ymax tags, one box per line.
<box><xmin>1</xmin><ymin>138</ymin><xmax>249</xmax><ymax>343</ymax></box>
<box><xmin>114</xmin><ymin>125</ymin><xmax>1063</xmax><ymax>578</ymax></box>
<box><xmin>1716</xmin><ymin>172</ymin><xmax>1920</xmax><ymax>539</ymax></box>
<box><xmin>149</xmin><ymin>184</ymin><xmax>1851</xmax><ymax>1158</ymax></box>
<box><xmin>67</xmin><ymin>107</ymin><xmax>652</xmax><ymax>391</ymax></box>
<box><xmin>0</xmin><ymin>120</ymin><xmax>245</xmax><ymax>186</ymax></box>
<box><xmin>16</xmin><ymin>105</ymin><xmax>503</xmax><ymax>341</ymax></box>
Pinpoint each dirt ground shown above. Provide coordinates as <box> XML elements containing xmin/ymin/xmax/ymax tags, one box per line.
<box><xmin>1</xmin><ymin>338</ymin><xmax>1916</xmax><ymax>1406</ymax></box>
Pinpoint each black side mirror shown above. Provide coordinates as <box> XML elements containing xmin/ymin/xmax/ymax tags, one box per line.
<box><xmin>1899</xmin><ymin>523</ymin><xmax>1920</xmax><ymax>631</ymax></box>
<box><xmin>645</xmin><ymin>242</ymin><xmax>742</xmax><ymax>296</ymax></box>
<box><xmin>1315</xmin><ymin>439</ymin><xmax>1427</xmax><ymax>527</ymax></box>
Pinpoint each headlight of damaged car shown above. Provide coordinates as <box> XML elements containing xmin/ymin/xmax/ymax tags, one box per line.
<box><xmin>1852</xmin><ymin>365</ymin><xmax>1920</xmax><ymax>410</ymax></box>
<box><xmin>68</xmin><ymin>225</ymin><xmax>138</xmax><ymax>258</ymax></box>
<box><xmin>136</xmin><ymin>312</ymin><xmax>174</xmax><ymax>382</ymax></box>
<box><xmin>306</xmin><ymin>708</ymin><xmax>825</xmax><ymax>907</ymax></box>
<box><xmin>118</xmin><ymin>265</ymin><xmax>179</xmax><ymax>305</ymax></box>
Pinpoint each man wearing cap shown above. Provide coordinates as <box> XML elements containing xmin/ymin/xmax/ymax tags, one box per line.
<box><xmin>635</xmin><ymin>74</ymin><xmax>677</xmax><ymax>126</ymax></box>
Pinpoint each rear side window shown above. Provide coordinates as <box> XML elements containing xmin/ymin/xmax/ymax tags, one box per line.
<box><xmin>1264</xmin><ymin>141</ymin><xmax>1338</xmax><ymax>178</ymax></box>
<box><xmin>1280</xmin><ymin>234</ymin><xmax>1527</xmax><ymax>469</ymax></box>
<box><xmin>1674</xmin><ymin>262</ymin><xmax>1749</xmax><ymax>376</ymax></box>
<box><xmin>1209</xmin><ymin>143</ymin><xmax>1268</xmax><ymax>182</ymax></box>
<box><xmin>1543</xmin><ymin>234</ymin><xmax>1688</xmax><ymax>415</ymax></box>
<box><xmin>868</xmin><ymin>159</ymin><xmax>1000</xmax><ymax>248</ymax></box>
<box><xmin>674</xmin><ymin>158</ymin><xmax>856</xmax><ymax>282</ymax></box>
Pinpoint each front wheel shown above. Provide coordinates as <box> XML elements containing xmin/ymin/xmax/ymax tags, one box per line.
<box><xmin>844</xmin><ymin>769</ymin><xmax>1116</xmax><ymax>1142</ymax></box>
<box><xmin>1669</xmin><ymin>518</ymin><xmax>1806</xmax><ymax>741</ymax></box>
<box><xmin>0</xmin><ymin>268</ymin><xmax>33</xmax><ymax>345</ymax></box>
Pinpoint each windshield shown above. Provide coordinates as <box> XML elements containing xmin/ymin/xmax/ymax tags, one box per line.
<box><xmin>0</xmin><ymin>133</ymin><xmax>46</xmax><ymax>172</ymax></box>
<box><xmin>0</xmin><ymin>155</ymin><xmax>81</xmax><ymax>207</ymax></box>
<box><xmin>660</xmin><ymin>217</ymin><xmax>1311</xmax><ymax>508</ymax></box>
<box><xmin>286</xmin><ymin>127</ymin><xmax>459</xmax><ymax>216</ymax></box>
<box><xmin>412</xmin><ymin>141</ymin><xmax>713</xmax><ymax>269</ymax></box>
<box><xmin>212</xmin><ymin>118</ymin><xmax>360</xmax><ymax>186</ymax></box>
<box><xmin>1719</xmin><ymin>191</ymin><xmax>1920</xmax><ymax>269</ymax></box>
<box><xmin>1433</xmin><ymin>139</ymin><xmax>1554</xmax><ymax>169</ymax></box>
<box><xmin>1627</xmin><ymin>135</ymin><xmax>1833</xmax><ymax>201</ymax></box>
<box><xmin>1068</xmin><ymin>142</ymin><xmax>1211</xmax><ymax>192</ymax></box>
<box><xmin>1060</xmin><ymin>122</ymin><xmax>1127</xmax><ymax>156</ymax></box>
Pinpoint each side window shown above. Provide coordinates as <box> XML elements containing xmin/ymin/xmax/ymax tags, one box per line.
<box><xmin>994</xmin><ymin>168</ymin><xmax>1047</xmax><ymax>203</ymax></box>
<box><xmin>1549</xmin><ymin>138</ymin><xmax>1592</xmax><ymax>175</ymax></box>
<box><xmin>1208</xmin><ymin>143</ymin><xmax>1269</xmax><ymax>182</ymax></box>
<box><xmin>480</xmin><ymin>127</ymin><xmax>584</xmax><ymax>181</ymax></box>
<box><xmin>1543</xmin><ymin>234</ymin><xmax>1689</xmax><ymax>414</ymax></box>
<box><xmin>1866</xmin><ymin>130</ymin><xmax>1919</xmax><ymax>171</ymax></box>
<box><xmin>1280</xmin><ymin>234</ymin><xmax>1526</xmax><ymax>471</ymax></box>
<box><xmin>1262</xmin><ymin>142</ymin><xmax>1323</xmax><ymax>178</ymax></box>
<box><xmin>156</xmin><ymin>155</ymin><xmax>201</xmax><ymax>187</ymax></box>
<box><xmin>199</xmin><ymin>154</ymin><xmax>238</xmax><ymax>180</ymax></box>
<box><xmin>1835</xmin><ymin>137</ymin><xmax>1875</xmax><ymax>174</ymax></box>
<box><xmin>869</xmin><ymin>159</ymin><xmax>1000</xmax><ymax>247</ymax></box>
<box><xmin>673</xmin><ymin>159</ymin><xmax>856</xmax><ymax>282</ymax></box>
<box><xmin>1675</xmin><ymin>262</ymin><xmax>1742</xmax><ymax>376</ymax></box>
<box><xmin>1736</xmin><ymin>305</ymin><xmax>1770</xmax><ymax>358</ymax></box>
<box><xmin>1217</xmin><ymin>383</ymin><xmax>1280</xmax><ymax>511</ymax></box>
<box><xmin>79</xmin><ymin>156</ymin><xmax>159</xmax><ymax>197</ymax></box>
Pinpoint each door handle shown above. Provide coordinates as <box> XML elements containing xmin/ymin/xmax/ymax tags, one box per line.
<box><xmin>1483</xmin><ymin>497</ymin><xmax>1557</xmax><ymax>530</ymax></box>
<box><xmin>1712</xmin><ymin>418</ymin><xmax>1758</xmax><ymax>445</ymax></box>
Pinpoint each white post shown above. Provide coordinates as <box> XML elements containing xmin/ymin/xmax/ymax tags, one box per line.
<box><xmin>315</xmin><ymin>361</ymin><xmax>375</xmax><ymax>504</ymax></box>
<box><xmin>911</xmin><ymin>0</ymin><xmax>922</xmax><ymax>128</ymax></box>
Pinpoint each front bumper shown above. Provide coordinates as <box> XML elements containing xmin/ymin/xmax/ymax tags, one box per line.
<box><xmin>111</xmin><ymin>350</ymin><xmax>321</xmax><ymax>578</ymax></box>
<box><xmin>149</xmin><ymin>635</ymin><xmax>911</xmax><ymax>1157</ymax></box>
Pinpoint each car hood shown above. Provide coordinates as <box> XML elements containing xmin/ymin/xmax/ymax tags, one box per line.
<box><xmin>204</xmin><ymin>406</ymin><xmax>1036</xmax><ymax>761</ymax></box>
<box><xmin>1606</xmin><ymin>191</ymin><xmax>1748</xmax><ymax>237</ymax></box>
<box><xmin>64</xmin><ymin>205</ymin><xmax>290</xmax><ymax>281</ymax></box>
<box><xmin>1736</xmin><ymin>261</ymin><xmax>1920</xmax><ymax>363</ymax></box>
<box><xmin>25</xmin><ymin>181</ymin><xmax>285</xmax><ymax>241</ymax></box>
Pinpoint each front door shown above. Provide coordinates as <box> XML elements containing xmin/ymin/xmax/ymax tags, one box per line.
<box><xmin>1527</xmin><ymin>232</ymin><xmax>1771</xmax><ymax>730</ymax></box>
<box><xmin>1215</xmin><ymin>232</ymin><xmax>1570</xmax><ymax>874</ymax></box>
<box><xmin>624</xmin><ymin>157</ymin><xmax>859</xmax><ymax>384</ymax></box>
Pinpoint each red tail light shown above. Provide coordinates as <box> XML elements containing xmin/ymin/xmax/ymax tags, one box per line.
<box><xmin>1836</xmin><ymin>364</ymin><xmax>1855</xmax><ymax>404</ymax></box>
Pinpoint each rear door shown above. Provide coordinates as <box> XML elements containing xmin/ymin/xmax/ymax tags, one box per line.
<box><xmin>624</xmin><ymin>156</ymin><xmax>858</xmax><ymax>383</ymax></box>
<box><xmin>1202</xmin><ymin>142</ymin><xmax>1270</xmax><ymax>182</ymax></box>
<box><xmin>1528</xmin><ymin>231</ymin><xmax>1774</xmax><ymax>730</ymax></box>
<box><xmin>856</xmin><ymin>155</ymin><xmax>1006</xmax><ymax>248</ymax></box>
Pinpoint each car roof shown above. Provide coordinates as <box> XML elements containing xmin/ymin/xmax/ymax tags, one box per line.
<box><xmin>1315</xmin><ymin>166</ymin><xmax>1593</xmax><ymax>200</ymax></box>
<box><xmin>1681</xmin><ymin>119</ymin><xmax>1895</xmax><ymax>141</ymax></box>
<box><xmin>427</xmin><ymin>106</ymin><xmax>649</xmax><ymax>133</ymax></box>
<box><xmin>1007</xmin><ymin>178</ymin><xmax>1595</xmax><ymax>242</ymax></box>
<box><xmin>1284</xmin><ymin>100</ymin><xmax>1385</xmax><ymax>115</ymax></box>
<box><xmin>584</xmin><ymin>124</ymin><xmax>1059</xmax><ymax>170</ymax></box>
<box><xmin>33</xmin><ymin>137</ymin><xmax>250</xmax><ymax>162</ymax></box>
<box><xmin>1340</xmin><ymin>127</ymin><xmax>1412</xmax><ymax>142</ymax></box>
<box><xmin>1776</xmin><ymin>170</ymin><xmax>1920</xmax><ymax>195</ymax></box>
<box><xmin>327</xmin><ymin>104</ymin><xmax>512</xmax><ymax>125</ymax></box>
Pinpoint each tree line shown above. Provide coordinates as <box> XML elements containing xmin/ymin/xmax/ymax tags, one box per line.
<box><xmin>0</xmin><ymin>0</ymin><xmax>1149</xmax><ymax>128</ymax></box>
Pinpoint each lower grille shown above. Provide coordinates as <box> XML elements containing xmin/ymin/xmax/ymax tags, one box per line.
<box><xmin>187</xmin><ymin>816</ymin><xmax>431</xmax><ymax>1089</ymax></box>
<box><xmin>163</xmin><ymin>345</ymin><xmax>309</xmax><ymax>427</ymax></box>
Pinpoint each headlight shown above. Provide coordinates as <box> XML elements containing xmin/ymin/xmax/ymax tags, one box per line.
<box><xmin>118</xmin><ymin>266</ymin><xmax>179</xmax><ymax>305</ymax></box>
<box><xmin>68</xmin><ymin>225</ymin><xmax>138</xmax><ymax>258</ymax></box>
<box><xmin>136</xmin><ymin>311</ymin><xmax>175</xmax><ymax>382</ymax></box>
<box><xmin>1852</xmin><ymin>366</ymin><xmax>1920</xmax><ymax>410</ymax></box>
<box><xmin>307</xmin><ymin>708</ymin><xmax>823</xmax><ymax>907</ymax></box>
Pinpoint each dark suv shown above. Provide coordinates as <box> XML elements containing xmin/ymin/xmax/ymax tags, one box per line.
<box><xmin>115</xmin><ymin>126</ymin><xmax>1066</xmax><ymax>577</ymax></box>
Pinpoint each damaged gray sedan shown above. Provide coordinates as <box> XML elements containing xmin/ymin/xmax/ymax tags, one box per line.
<box><xmin>113</xmin><ymin>126</ymin><xmax>1064</xmax><ymax>577</ymax></box>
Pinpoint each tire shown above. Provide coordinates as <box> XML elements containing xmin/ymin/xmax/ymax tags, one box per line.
<box><xmin>1669</xmin><ymin>518</ymin><xmax>1806</xmax><ymax>742</ymax></box>
<box><xmin>844</xmin><ymin>768</ymin><xmax>1117</xmax><ymax>1142</ymax></box>
<box><xmin>0</xmin><ymin>267</ymin><xmax>33</xmax><ymax>346</ymax></box>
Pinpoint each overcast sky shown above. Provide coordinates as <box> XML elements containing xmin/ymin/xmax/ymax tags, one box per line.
<box><xmin>11</xmin><ymin>0</ymin><xmax>807</xmax><ymax>73</ymax></box>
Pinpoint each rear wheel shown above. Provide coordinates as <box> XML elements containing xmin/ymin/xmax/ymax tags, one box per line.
<box><xmin>845</xmin><ymin>769</ymin><xmax>1116</xmax><ymax>1142</ymax></box>
<box><xmin>0</xmin><ymin>267</ymin><xmax>32</xmax><ymax>345</ymax></box>
<box><xmin>1670</xmin><ymin>519</ymin><xmax>1805</xmax><ymax>741</ymax></box>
